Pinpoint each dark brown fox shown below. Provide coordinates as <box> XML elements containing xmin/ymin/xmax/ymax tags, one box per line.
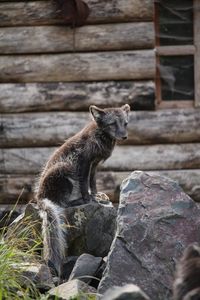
<box><xmin>36</xmin><ymin>104</ymin><xmax>130</xmax><ymax>276</ymax></box>
<box><xmin>173</xmin><ymin>243</ymin><xmax>200</xmax><ymax>300</ymax></box>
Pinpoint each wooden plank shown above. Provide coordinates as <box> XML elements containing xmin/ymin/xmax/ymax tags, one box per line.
<box><xmin>157</xmin><ymin>101</ymin><xmax>194</xmax><ymax>109</ymax></box>
<box><xmin>0</xmin><ymin>50</ymin><xmax>155</xmax><ymax>83</ymax></box>
<box><xmin>0</xmin><ymin>0</ymin><xmax>153</xmax><ymax>27</ymax></box>
<box><xmin>156</xmin><ymin>45</ymin><xmax>195</xmax><ymax>56</ymax></box>
<box><xmin>106</xmin><ymin>144</ymin><xmax>200</xmax><ymax>171</ymax></box>
<box><xmin>1</xmin><ymin>144</ymin><xmax>200</xmax><ymax>174</ymax></box>
<box><xmin>0</xmin><ymin>175</ymin><xmax>35</xmax><ymax>204</ymax></box>
<box><xmin>0</xmin><ymin>81</ymin><xmax>155</xmax><ymax>113</ymax></box>
<box><xmin>1</xmin><ymin>169</ymin><xmax>200</xmax><ymax>204</ymax></box>
<box><xmin>194</xmin><ymin>0</ymin><xmax>200</xmax><ymax>107</ymax></box>
<box><xmin>0</xmin><ymin>22</ymin><xmax>154</xmax><ymax>54</ymax></box>
<box><xmin>1</xmin><ymin>109</ymin><xmax>200</xmax><ymax>147</ymax></box>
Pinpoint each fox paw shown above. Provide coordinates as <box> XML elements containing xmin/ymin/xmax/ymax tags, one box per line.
<box><xmin>94</xmin><ymin>192</ymin><xmax>110</xmax><ymax>204</ymax></box>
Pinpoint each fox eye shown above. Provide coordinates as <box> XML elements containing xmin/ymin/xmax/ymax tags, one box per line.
<box><xmin>124</xmin><ymin>122</ymin><xmax>128</xmax><ymax>127</ymax></box>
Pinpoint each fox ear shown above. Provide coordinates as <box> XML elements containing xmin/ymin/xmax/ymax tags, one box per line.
<box><xmin>89</xmin><ymin>105</ymin><xmax>105</xmax><ymax>121</ymax></box>
<box><xmin>121</xmin><ymin>104</ymin><xmax>130</xmax><ymax>113</ymax></box>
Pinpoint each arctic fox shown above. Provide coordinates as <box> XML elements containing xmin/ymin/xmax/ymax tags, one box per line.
<box><xmin>36</xmin><ymin>104</ymin><xmax>130</xmax><ymax>276</ymax></box>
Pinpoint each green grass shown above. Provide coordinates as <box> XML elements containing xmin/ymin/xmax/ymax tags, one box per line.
<box><xmin>0</xmin><ymin>203</ymin><xmax>99</xmax><ymax>300</ymax></box>
<box><xmin>70</xmin><ymin>294</ymin><xmax>96</xmax><ymax>300</ymax></box>
<box><xmin>0</xmin><ymin>206</ymin><xmax>44</xmax><ymax>300</ymax></box>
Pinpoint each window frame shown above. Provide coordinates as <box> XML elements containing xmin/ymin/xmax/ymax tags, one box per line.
<box><xmin>154</xmin><ymin>0</ymin><xmax>200</xmax><ymax>108</ymax></box>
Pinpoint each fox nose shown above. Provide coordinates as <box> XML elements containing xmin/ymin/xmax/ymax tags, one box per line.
<box><xmin>122</xmin><ymin>136</ymin><xmax>127</xmax><ymax>140</ymax></box>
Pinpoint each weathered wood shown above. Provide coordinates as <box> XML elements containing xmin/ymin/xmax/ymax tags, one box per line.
<box><xmin>1</xmin><ymin>144</ymin><xmax>200</xmax><ymax>174</ymax></box>
<box><xmin>156</xmin><ymin>45</ymin><xmax>195</xmax><ymax>56</ymax></box>
<box><xmin>1</xmin><ymin>109</ymin><xmax>200</xmax><ymax>147</ymax></box>
<box><xmin>0</xmin><ymin>50</ymin><xmax>155</xmax><ymax>83</ymax></box>
<box><xmin>0</xmin><ymin>81</ymin><xmax>155</xmax><ymax>113</ymax></box>
<box><xmin>157</xmin><ymin>101</ymin><xmax>194</xmax><ymax>109</ymax></box>
<box><xmin>194</xmin><ymin>0</ymin><xmax>200</xmax><ymax>107</ymax></box>
<box><xmin>0</xmin><ymin>23</ymin><xmax>154</xmax><ymax>54</ymax></box>
<box><xmin>1</xmin><ymin>169</ymin><xmax>200</xmax><ymax>204</ymax></box>
<box><xmin>0</xmin><ymin>0</ymin><xmax>153</xmax><ymax>27</ymax></box>
<box><xmin>0</xmin><ymin>175</ymin><xmax>35</xmax><ymax>204</ymax></box>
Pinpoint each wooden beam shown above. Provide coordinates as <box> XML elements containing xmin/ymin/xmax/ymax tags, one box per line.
<box><xmin>1</xmin><ymin>144</ymin><xmax>200</xmax><ymax>175</ymax></box>
<box><xmin>0</xmin><ymin>23</ymin><xmax>154</xmax><ymax>54</ymax></box>
<box><xmin>1</xmin><ymin>170</ymin><xmax>200</xmax><ymax>204</ymax></box>
<box><xmin>156</xmin><ymin>45</ymin><xmax>195</xmax><ymax>56</ymax></box>
<box><xmin>1</xmin><ymin>109</ymin><xmax>200</xmax><ymax>147</ymax></box>
<box><xmin>0</xmin><ymin>81</ymin><xmax>155</xmax><ymax>113</ymax></box>
<box><xmin>0</xmin><ymin>0</ymin><xmax>153</xmax><ymax>27</ymax></box>
<box><xmin>0</xmin><ymin>50</ymin><xmax>155</xmax><ymax>83</ymax></box>
<box><xmin>157</xmin><ymin>101</ymin><xmax>194</xmax><ymax>109</ymax></box>
<box><xmin>194</xmin><ymin>0</ymin><xmax>200</xmax><ymax>107</ymax></box>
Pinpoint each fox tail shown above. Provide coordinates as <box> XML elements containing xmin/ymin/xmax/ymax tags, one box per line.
<box><xmin>39</xmin><ymin>198</ymin><xmax>67</xmax><ymax>276</ymax></box>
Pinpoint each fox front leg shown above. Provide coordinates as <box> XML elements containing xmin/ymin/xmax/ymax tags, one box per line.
<box><xmin>89</xmin><ymin>162</ymin><xmax>98</xmax><ymax>197</ymax></box>
<box><xmin>78</xmin><ymin>160</ymin><xmax>92</xmax><ymax>203</ymax></box>
<box><xmin>90</xmin><ymin>162</ymin><xmax>110</xmax><ymax>204</ymax></box>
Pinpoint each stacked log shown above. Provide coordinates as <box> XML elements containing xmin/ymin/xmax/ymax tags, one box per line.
<box><xmin>1</xmin><ymin>109</ymin><xmax>200</xmax><ymax>147</ymax></box>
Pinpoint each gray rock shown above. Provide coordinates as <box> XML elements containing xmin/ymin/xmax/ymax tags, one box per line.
<box><xmin>66</xmin><ymin>201</ymin><xmax>117</xmax><ymax>258</ymax></box>
<box><xmin>101</xmin><ymin>284</ymin><xmax>150</xmax><ymax>300</ymax></box>
<box><xmin>9</xmin><ymin>201</ymin><xmax>116</xmax><ymax>279</ymax></box>
<box><xmin>68</xmin><ymin>253</ymin><xmax>102</xmax><ymax>284</ymax></box>
<box><xmin>48</xmin><ymin>279</ymin><xmax>96</xmax><ymax>300</ymax></box>
<box><xmin>62</xmin><ymin>256</ymin><xmax>78</xmax><ymax>280</ymax></box>
<box><xmin>19</xmin><ymin>263</ymin><xmax>54</xmax><ymax>290</ymax></box>
<box><xmin>98</xmin><ymin>171</ymin><xmax>200</xmax><ymax>300</ymax></box>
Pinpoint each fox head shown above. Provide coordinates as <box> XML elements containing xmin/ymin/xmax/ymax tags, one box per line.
<box><xmin>89</xmin><ymin>104</ymin><xmax>130</xmax><ymax>140</ymax></box>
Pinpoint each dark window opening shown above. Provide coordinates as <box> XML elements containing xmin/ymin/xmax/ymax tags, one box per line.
<box><xmin>154</xmin><ymin>0</ymin><xmax>195</xmax><ymax>107</ymax></box>
<box><xmin>157</xmin><ymin>0</ymin><xmax>193</xmax><ymax>46</ymax></box>
<box><xmin>159</xmin><ymin>55</ymin><xmax>194</xmax><ymax>101</ymax></box>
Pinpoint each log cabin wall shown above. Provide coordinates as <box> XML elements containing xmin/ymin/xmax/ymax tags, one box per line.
<box><xmin>0</xmin><ymin>0</ymin><xmax>200</xmax><ymax>205</ymax></box>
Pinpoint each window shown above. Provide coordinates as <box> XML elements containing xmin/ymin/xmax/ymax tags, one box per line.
<box><xmin>154</xmin><ymin>0</ymin><xmax>200</xmax><ymax>108</ymax></box>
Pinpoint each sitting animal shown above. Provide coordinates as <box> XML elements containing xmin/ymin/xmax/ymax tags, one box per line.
<box><xmin>35</xmin><ymin>104</ymin><xmax>130</xmax><ymax>276</ymax></box>
<box><xmin>173</xmin><ymin>243</ymin><xmax>200</xmax><ymax>300</ymax></box>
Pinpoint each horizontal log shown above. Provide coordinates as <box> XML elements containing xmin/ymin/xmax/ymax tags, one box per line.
<box><xmin>156</xmin><ymin>45</ymin><xmax>195</xmax><ymax>56</ymax></box>
<box><xmin>1</xmin><ymin>170</ymin><xmax>200</xmax><ymax>204</ymax></box>
<box><xmin>0</xmin><ymin>0</ymin><xmax>153</xmax><ymax>27</ymax></box>
<box><xmin>0</xmin><ymin>81</ymin><xmax>155</xmax><ymax>113</ymax></box>
<box><xmin>1</xmin><ymin>109</ymin><xmax>200</xmax><ymax>147</ymax></box>
<box><xmin>1</xmin><ymin>144</ymin><xmax>200</xmax><ymax>174</ymax></box>
<box><xmin>0</xmin><ymin>50</ymin><xmax>155</xmax><ymax>83</ymax></box>
<box><xmin>0</xmin><ymin>23</ymin><xmax>154</xmax><ymax>54</ymax></box>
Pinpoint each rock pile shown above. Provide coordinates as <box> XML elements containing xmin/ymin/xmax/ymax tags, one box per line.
<box><xmin>8</xmin><ymin>171</ymin><xmax>200</xmax><ymax>299</ymax></box>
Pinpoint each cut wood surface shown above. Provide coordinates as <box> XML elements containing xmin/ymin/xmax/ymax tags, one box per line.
<box><xmin>1</xmin><ymin>144</ymin><xmax>200</xmax><ymax>174</ymax></box>
<box><xmin>0</xmin><ymin>50</ymin><xmax>155</xmax><ymax>83</ymax></box>
<box><xmin>0</xmin><ymin>0</ymin><xmax>153</xmax><ymax>26</ymax></box>
<box><xmin>1</xmin><ymin>109</ymin><xmax>200</xmax><ymax>147</ymax></box>
<box><xmin>1</xmin><ymin>170</ymin><xmax>200</xmax><ymax>204</ymax></box>
<box><xmin>0</xmin><ymin>81</ymin><xmax>155</xmax><ymax>113</ymax></box>
<box><xmin>194</xmin><ymin>0</ymin><xmax>200</xmax><ymax>107</ymax></box>
<box><xmin>0</xmin><ymin>22</ymin><xmax>154</xmax><ymax>54</ymax></box>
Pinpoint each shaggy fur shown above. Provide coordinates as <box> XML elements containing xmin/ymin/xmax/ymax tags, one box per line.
<box><xmin>36</xmin><ymin>104</ymin><xmax>130</xmax><ymax>276</ymax></box>
<box><xmin>173</xmin><ymin>243</ymin><xmax>200</xmax><ymax>300</ymax></box>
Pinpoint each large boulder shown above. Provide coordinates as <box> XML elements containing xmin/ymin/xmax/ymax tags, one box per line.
<box><xmin>9</xmin><ymin>200</ymin><xmax>116</xmax><ymax>263</ymax></box>
<box><xmin>66</xmin><ymin>201</ymin><xmax>117</xmax><ymax>258</ymax></box>
<box><xmin>98</xmin><ymin>171</ymin><xmax>200</xmax><ymax>299</ymax></box>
